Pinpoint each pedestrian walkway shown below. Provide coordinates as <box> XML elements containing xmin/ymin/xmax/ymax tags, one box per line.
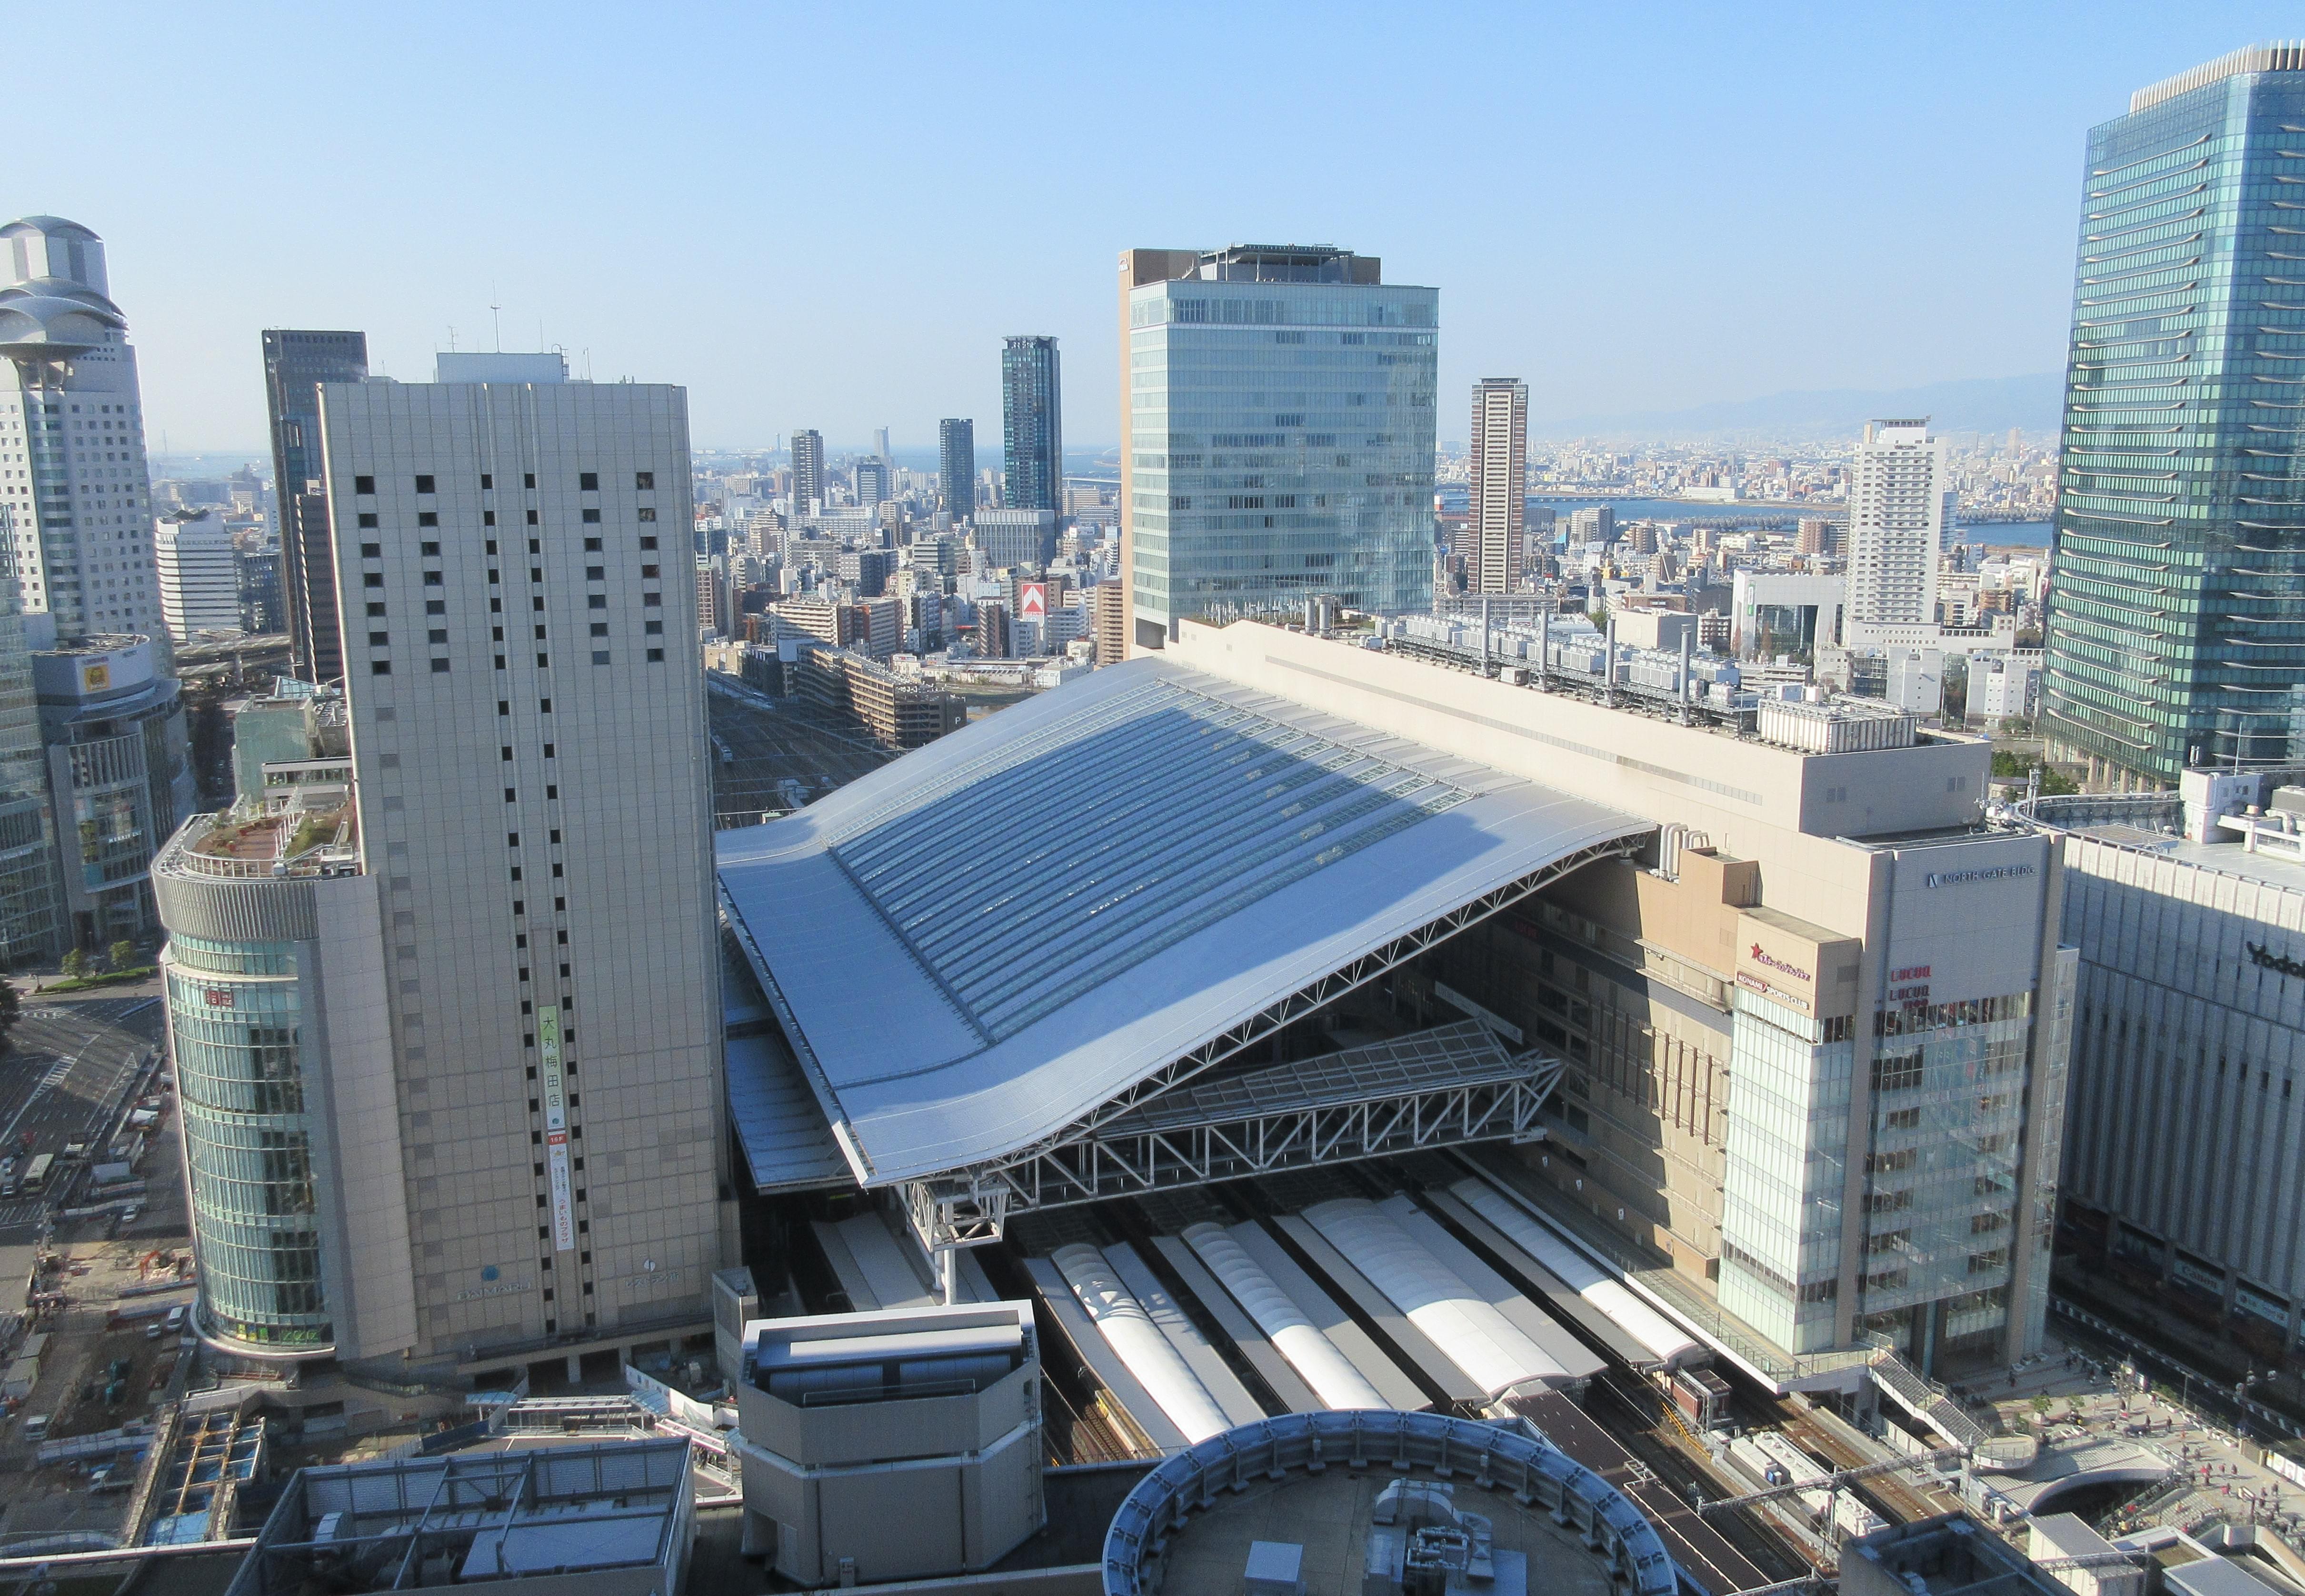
<box><xmin>1978</xmin><ymin>1340</ymin><xmax>2302</xmax><ymax>1541</ymax></box>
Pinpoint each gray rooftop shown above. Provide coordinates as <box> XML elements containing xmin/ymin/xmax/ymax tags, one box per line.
<box><xmin>716</xmin><ymin>657</ymin><xmax>1647</xmax><ymax>1187</ymax></box>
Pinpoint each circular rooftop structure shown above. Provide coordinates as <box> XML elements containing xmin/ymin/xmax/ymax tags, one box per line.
<box><xmin>0</xmin><ymin>214</ymin><xmax>125</xmax><ymax>359</ymax></box>
<box><xmin>1100</xmin><ymin>1410</ymin><xmax>1678</xmax><ymax>1596</ymax></box>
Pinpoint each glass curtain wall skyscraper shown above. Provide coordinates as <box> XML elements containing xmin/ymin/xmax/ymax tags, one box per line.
<box><xmin>2041</xmin><ymin>43</ymin><xmax>2305</xmax><ymax>789</ymax></box>
<box><xmin>262</xmin><ymin>329</ymin><xmax>369</xmax><ymax>684</ymax></box>
<box><xmin>1118</xmin><ymin>245</ymin><xmax>1437</xmax><ymax>650</ymax></box>
<box><xmin>0</xmin><ymin>507</ymin><xmax>57</xmax><ymax>963</ymax></box>
<box><xmin>1000</xmin><ymin>336</ymin><xmax>1062</xmax><ymax>514</ymax></box>
<box><xmin>938</xmin><ymin>418</ymin><xmax>975</xmax><ymax>524</ymax></box>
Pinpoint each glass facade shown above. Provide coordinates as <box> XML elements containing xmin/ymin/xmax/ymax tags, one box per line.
<box><xmin>168</xmin><ymin>934</ymin><xmax>332</xmax><ymax>1349</ymax></box>
<box><xmin>1001</xmin><ymin>337</ymin><xmax>1062</xmax><ymax>515</ymax></box>
<box><xmin>2043</xmin><ymin>59</ymin><xmax>2305</xmax><ymax>784</ymax></box>
<box><xmin>1718</xmin><ymin>989</ymin><xmax>1852</xmax><ymax>1352</ymax></box>
<box><xmin>1128</xmin><ymin>272</ymin><xmax>1437</xmax><ymax>635</ymax></box>
<box><xmin>261</xmin><ymin>330</ymin><xmax>369</xmax><ymax>685</ymax></box>
<box><xmin>0</xmin><ymin>525</ymin><xmax>55</xmax><ymax>963</ymax></box>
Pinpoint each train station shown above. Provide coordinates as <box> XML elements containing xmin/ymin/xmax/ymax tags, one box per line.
<box><xmin>709</xmin><ymin>613</ymin><xmax>2076</xmax><ymax>1586</ymax></box>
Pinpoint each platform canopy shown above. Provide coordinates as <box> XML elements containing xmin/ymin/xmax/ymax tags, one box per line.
<box><xmin>716</xmin><ymin>657</ymin><xmax>1650</xmax><ymax>1202</ymax></box>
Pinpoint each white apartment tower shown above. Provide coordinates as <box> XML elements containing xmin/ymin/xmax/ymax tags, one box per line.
<box><xmin>1469</xmin><ymin>378</ymin><xmax>1528</xmax><ymax>593</ymax></box>
<box><xmin>155</xmin><ymin>509</ymin><xmax>242</xmax><ymax>639</ymax></box>
<box><xmin>1843</xmin><ymin>419</ymin><xmax>1950</xmax><ymax>634</ymax></box>
<box><xmin>158</xmin><ymin>352</ymin><xmax>727</xmax><ymax>1376</ymax></box>
<box><xmin>0</xmin><ymin>216</ymin><xmax>166</xmax><ymax>639</ymax></box>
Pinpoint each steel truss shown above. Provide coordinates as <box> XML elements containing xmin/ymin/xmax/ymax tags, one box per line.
<box><xmin>896</xmin><ymin>834</ymin><xmax>1641</xmax><ymax>1249</ymax></box>
<box><xmin>978</xmin><ymin>1053</ymin><xmax>1562</xmax><ymax>1211</ymax></box>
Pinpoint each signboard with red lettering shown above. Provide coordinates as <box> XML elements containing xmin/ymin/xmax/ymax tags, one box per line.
<box><xmin>1018</xmin><ymin>582</ymin><xmax>1047</xmax><ymax>622</ymax></box>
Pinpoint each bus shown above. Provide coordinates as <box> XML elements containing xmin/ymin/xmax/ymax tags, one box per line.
<box><xmin>20</xmin><ymin>1154</ymin><xmax>53</xmax><ymax>1195</ymax></box>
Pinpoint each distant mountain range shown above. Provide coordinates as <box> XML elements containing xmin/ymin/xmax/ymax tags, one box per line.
<box><xmin>1530</xmin><ymin>373</ymin><xmax>2062</xmax><ymax>442</ymax></box>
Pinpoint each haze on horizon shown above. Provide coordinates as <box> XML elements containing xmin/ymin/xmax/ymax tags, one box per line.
<box><xmin>18</xmin><ymin>1</ymin><xmax>2297</xmax><ymax>453</ymax></box>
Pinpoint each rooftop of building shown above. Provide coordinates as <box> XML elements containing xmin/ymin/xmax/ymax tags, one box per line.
<box><xmin>2133</xmin><ymin>41</ymin><xmax>2305</xmax><ymax>113</ymax></box>
<box><xmin>1845</xmin><ymin>1514</ymin><xmax>2071</xmax><ymax>1596</ymax></box>
<box><xmin>2022</xmin><ymin>788</ymin><xmax>2305</xmax><ymax>896</ymax></box>
<box><xmin>715</xmin><ymin>654</ymin><xmax>1647</xmax><ymax>1187</ymax></box>
<box><xmin>1101</xmin><ymin>1411</ymin><xmax>1677</xmax><ymax>1596</ymax></box>
<box><xmin>224</xmin><ymin>1439</ymin><xmax>691</xmax><ymax>1596</ymax></box>
<box><xmin>162</xmin><ymin>803</ymin><xmax>360</xmax><ymax>882</ymax></box>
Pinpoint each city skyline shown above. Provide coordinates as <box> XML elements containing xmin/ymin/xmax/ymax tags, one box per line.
<box><xmin>15</xmin><ymin>4</ymin><xmax>2301</xmax><ymax>453</ymax></box>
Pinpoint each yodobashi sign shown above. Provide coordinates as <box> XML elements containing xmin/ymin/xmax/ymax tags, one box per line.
<box><xmin>2249</xmin><ymin>942</ymin><xmax>2305</xmax><ymax>979</ymax></box>
<box><xmin>1926</xmin><ymin>863</ymin><xmax>2036</xmax><ymax>889</ymax></box>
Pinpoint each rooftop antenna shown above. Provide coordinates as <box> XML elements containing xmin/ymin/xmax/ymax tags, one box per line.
<box><xmin>447</xmin><ymin>326</ymin><xmax>457</xmax><ymax>353</ymax></box>
<box><xmin>490</xmin><ymin>284</ymin><xmax>502</xmax><ymax>352</ymax></box>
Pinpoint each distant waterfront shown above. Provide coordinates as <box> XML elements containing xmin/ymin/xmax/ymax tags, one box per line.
<box><xmin>1956</xmin><ymin>519</ymin><xmax>2051</xmax><ymax>548</ymax></box>
<box><xmin>1520</xmin><ymin>494</ymin><xmax>2054</xmax><ymax>550</ymax></box>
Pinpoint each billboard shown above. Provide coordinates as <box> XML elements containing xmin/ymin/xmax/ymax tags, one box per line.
<box><xmin>1018</xmin><ymin>581</ymin><xmax>1047</xmax><ymax>622</ymax></box>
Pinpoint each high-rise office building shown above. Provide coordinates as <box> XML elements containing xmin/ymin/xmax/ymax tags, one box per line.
<box><xmin>1842</xmin><ymin>419</ymin><xmax>1948</xmax><ymax>635</ymax></box>
<box><xmin>938</xmin><ymin>419</ymin><xmax>975</xmax><ymax>523</ymax></box>
<box><xmin>1118</xmin><ymin>245</ymin><xmax>1437</xmax><ymax>650</ymax></box>
<box><xmin>158</xmin><ymin>351</ymin><xmax>724</xmax><ymax>1372</ymax></box>
<box><xmin>872</xmin><ymin>426</ymin><xmax>891</xmax><ymax>465</ymax></box>
<box><xmin>261</xmin><ymin>329</ymin><xmax>369</xmax><ymax>682</ymax></box>
<box><xmin>853</xmin><ymin>456</ymin><xmax>889</xmax><ymax>509</ymax></box>
<box><xmin>34</xmin><ymin>633</ymin><xmax>192</xmax><ymax>948</ymax></box>
<box><xmin>0</xmin><ymin>216</ymin><xmax>165</xmax><ymax>640</ymax></box>
<box><xmin>789</xmin><ymin>429</ymin><xmax>825</xmax><ymax>519</ymax></box>
<box><xmin>1000</xmin><ymin>336</ymin><xmax>1062</xmax><ymax>515</ymax></box>
<box><xmin>972</xmin><ymin>508</ymin><xmax>1055</xmax><ymax>572</ymax></box>
<box><xmin>155</xmin><ymin>509</ymin><xmax>242</xmax><ymax>640</ymax></box>
<box><xmin>1468</xmin><ymin>379</ymin><xmax>1527</xmax><ymax>594</ymax></box>
<box><xmin>0</xmin><ymin>509</ymin><xmax>57</xmax><ymax>963</ymax></box>
<box><xmin>1567</xmin><ymin>505</ymin><xmax>1615</xmax><ymax>547</ymax></box>
<box><xmin>2043</xmin><ymin>44</ymin><xmax>2305</xmax><ymax>789</ymax></box>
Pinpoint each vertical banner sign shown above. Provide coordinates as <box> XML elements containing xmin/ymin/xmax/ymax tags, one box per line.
<box><xmin>547</xmin><ymin>1133</ymin><xmax>576</xmax><ymax>1251</ymax></box>
<box><xmin>538</xmin><ymin>1005</ymin><xmax>567</xmax><ymax>1131</ymax></box>
<box><xmin>539</xmin><ymin>1005</ymin><xmax>575</xmax><ymax>1249</ymax></box>
<box><xmin>1018</xmin><ymin>581</ymin><xmax>1047</xmax><ymax>622</ymax></box>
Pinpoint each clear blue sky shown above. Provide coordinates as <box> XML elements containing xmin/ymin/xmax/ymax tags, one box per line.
<box><xmin>22</xmin><ymin>1</ymin><xmax>2303</xmax><ymax>454</ymax></box>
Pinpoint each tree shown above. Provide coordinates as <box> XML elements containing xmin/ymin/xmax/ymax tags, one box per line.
<box><xmin>107</xmin><ymin>940</ymin><xmax>137</xmax><ymax>972</ymax></box>
<box><xmin>59</xmin><ymin>948</ymin><xmax>87</xmax><ymax>981</ymax></box>
<box><xmin>0</xmin><ymin>979</ymin><xmax>19</xmax><ymax>1054</ymax></box>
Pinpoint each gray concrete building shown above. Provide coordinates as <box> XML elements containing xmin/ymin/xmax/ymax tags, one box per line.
<box><xmin>159</xmin><ymin>351</ymin><xmax>727</xmax><ymax>1380</ymax></box>
<box><xmin>2024</xmin><ymin>770</ymin><xmax>2305</xmax><ymax>1359</ymax></box>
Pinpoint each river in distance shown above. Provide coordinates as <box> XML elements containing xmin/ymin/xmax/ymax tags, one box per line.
<box><xmin>1522</xmin><ymin>495</ymin><xmax>2053</xmax><ymax>549</ymax></box>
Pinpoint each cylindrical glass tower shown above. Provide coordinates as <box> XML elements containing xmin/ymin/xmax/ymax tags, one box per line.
<box><xmin>164</xmin><ymin>932</ymin><xmax>330</xmax><ymax>1350</ymax></box>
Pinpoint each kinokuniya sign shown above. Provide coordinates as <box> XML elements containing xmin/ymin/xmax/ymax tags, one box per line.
<box><xmin>2249</xmin><ymin>941</ymin><xmax>2305</xmax><ymax>979</ymax></box>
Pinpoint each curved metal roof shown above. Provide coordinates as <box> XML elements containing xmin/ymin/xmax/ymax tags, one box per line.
<box><xmin>716</xmin><ymin>657</ymin><xmax>1648</xmax><ymax>1187</ymax></box>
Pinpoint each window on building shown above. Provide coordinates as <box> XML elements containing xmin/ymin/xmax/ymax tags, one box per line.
<box><xmin>414</xmin><ymin>475</ymin><xmax>435</xmax><ymax>494</ymax></box>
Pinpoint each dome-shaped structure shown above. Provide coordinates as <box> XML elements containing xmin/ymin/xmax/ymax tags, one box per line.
<box><xmin>0</xmin><ymin>215</ymin><xmax>125</xmax><ymax>359</ymax></box>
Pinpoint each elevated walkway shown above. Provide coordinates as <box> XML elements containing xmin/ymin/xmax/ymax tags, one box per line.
<box><xmin>1866</xmin><ymin>1341</ymin><xmax>1989</xmax><ymax>1451</ymax></box>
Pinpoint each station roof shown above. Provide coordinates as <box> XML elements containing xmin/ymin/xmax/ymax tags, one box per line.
<box><xmin>716</xmin><ymin>657</ymin><xmax>1648</xmax><ymax>1187</ymax></box>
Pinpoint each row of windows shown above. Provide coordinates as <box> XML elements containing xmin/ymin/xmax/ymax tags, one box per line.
<box><xmin>353</xmin><ymin>471</ymin><xmax>655</xmax><ymax>494</ymax></box>
<box><xmin>357</xmin><ymin>507</ymin><xmax>659</xmax><ymax>529</ymax></box>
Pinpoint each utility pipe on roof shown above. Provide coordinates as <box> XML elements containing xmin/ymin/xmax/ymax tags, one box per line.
<box><xmin>1181</xmin><ymin>1223</ymin><xmax>1389</xmax><ymax>1411</ymax></box>
<box><xmin>1451</xmin><ymin>1177</ymin><xmax>1705</xmax><ymax>1370</ymax></box>
<box><xmin>1049</xmin><ymin>1244</ymin><xmax>1230</xmax><ymax>1445</ymax></box>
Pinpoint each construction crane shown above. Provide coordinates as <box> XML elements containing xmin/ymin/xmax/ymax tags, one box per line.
<box><xmin>1696</xmin><ymin>1444</ymin><xmax>1970</xmax><ymax>1514</ymax></box>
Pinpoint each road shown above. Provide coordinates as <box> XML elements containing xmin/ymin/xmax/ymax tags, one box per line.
<box><xmin>0</xmin><ymin>993</ymin><xmax>166</xmax><ymax>1235</ymax></box>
